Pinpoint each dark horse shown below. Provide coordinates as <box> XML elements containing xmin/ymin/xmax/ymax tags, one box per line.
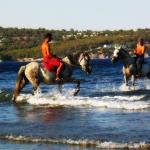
<box><xmin>12</xmin><ymin>52</ymin><xmax>92</xmax><ymax>102</ymax></box>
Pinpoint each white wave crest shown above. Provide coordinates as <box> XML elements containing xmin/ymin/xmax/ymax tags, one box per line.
<box><xmin>0</xmin><ymin>134</ymin><xmax>149</xmax><ymax>149</ymax></box>
<box><xmin>97</xmin><ymin>141</ymin><xmax>148</xmax><ymax>149</ymax></box>
<box><xmin>94</xmin><ymin>79</ymin><xmax>150</xmax><ymax>93</ymax></box>
<box><xmin>15</xmin><ymin>89</ymin><xmax>150</xmax><ymax>110</ymax></box>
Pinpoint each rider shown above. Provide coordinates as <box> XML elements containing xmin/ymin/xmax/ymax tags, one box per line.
<box><xmin>41</xmin><ymin>33</ymin><xmax>63</xmax><ymax>81</ymax></box>
<box><xmin>134</xmin><ymin>38</ymin><xmax>146</xmax><ymax>76</ymax></box>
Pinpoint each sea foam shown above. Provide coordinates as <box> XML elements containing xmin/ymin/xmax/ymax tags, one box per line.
<box><xmin>0</xmin><ymin>134</ymin><xmax>149</xmax><ymax>149</ymax></box>
<box><xmin>16</xmin><ymin>88</ymin><xmax>150</xmax><ymax>110</ymax></box>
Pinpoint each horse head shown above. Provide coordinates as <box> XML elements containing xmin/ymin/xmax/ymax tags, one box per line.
<box><xmin>78</xmin><ymin>52</ymin><xmax>92</xmax><ymax>74</ymax></box>
<box><xmin>111</xmin><ymin>46</ymin><xmax>129</xmax><ymax>64</ymax></box>
<box><xmin>111</xmin><ymin>46</ymin><xmax>121</xmax><ymax>64</ymax></box>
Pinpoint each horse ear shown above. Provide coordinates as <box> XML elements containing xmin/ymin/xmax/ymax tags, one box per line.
<box><xmin>114</xmin><ymin>45</ymin><xmax>119</xmax><ymax>49</ymax></box>
<box><xmin>114</xmin><ymin>45</ymin><xmax>122</xmax><ymax>51</ymax></box>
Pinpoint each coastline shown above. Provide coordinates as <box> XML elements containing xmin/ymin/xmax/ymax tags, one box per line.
<box><xmin>16</xmin><ymin>51</ymin><xmax>110</xmax><ymax>62</ymax></box>
<box><xmin>15</xmin><ymin>54</ymin><xmax>150</xmax><ymax>63</ymax></box>
<box><xmin>1</xmin><ymin>51</ymin><xmax>149</xmax><ymax>62</ymax></box>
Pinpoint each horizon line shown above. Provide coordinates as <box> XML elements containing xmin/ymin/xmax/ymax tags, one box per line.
<box><xmin>0</xmin><ymin>25</ymin><xmax>150</xmax><ymax>32</ymax></box>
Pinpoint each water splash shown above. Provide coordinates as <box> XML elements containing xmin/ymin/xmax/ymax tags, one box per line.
<box><xmin>15</xmin><ymin>88</ymin><xmax>150</xmax><ymax>110</ymax></box>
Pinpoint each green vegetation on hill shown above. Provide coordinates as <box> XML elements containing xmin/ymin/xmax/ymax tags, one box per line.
<box><xmin>0</xmin><ymin>27</ymin><xmax>150</xmax><ymax>61</ymax></box>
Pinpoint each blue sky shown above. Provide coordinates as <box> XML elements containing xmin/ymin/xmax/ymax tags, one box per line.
<box><xmin>0</xmin><ymin>0</ymin><xmax>150</xmax><ymax>30</ymax></box>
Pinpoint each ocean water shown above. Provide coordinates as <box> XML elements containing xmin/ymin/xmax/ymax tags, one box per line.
<box><xmin>0</xmin><ymin>59</ymin><xmax>150</xmax><ymax>150</ymax></box>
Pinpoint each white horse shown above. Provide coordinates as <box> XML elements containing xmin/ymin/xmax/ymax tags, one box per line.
<box><xmin>111</xmin><ymin>47</ymin><xmax>150</xmax><ymax>88</ymax></box>
<box><xmin>12</xmin><ymin>52</ymin><xmax>92</xmax><ymax>102</ymax></box>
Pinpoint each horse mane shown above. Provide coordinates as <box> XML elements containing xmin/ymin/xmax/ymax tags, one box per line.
<box><xmin>119</xmin><ymin>48</ymin><xmax>135</xmax><ymax>65</ymax></box>
<box><xmin>63</xmin><ymin>51</ymin><xmax>90</xmax><ymax>65</ymax></box>
<box><xmin>67</xmin><ymin>52</ymin><xmax>80</xmax><ymax>64</ymax></box>
<box><xmin>120</xmin><ymin>48</ymin><xmax>129</xmax><ymax>55</ymax></box>
<box><xmin>119</xmin><ymin>48</ymin><xmax>132</xmax><ymax>58</ymax></box>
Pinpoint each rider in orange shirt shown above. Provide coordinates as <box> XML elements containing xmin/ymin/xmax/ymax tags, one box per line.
<box><xmin>134</xmin><ymin>38</ymin><xmax>146</xmax><ymax>75</ymax></box>
<box><xmin>41</xmin><ymin>33</ymin><xmax>63</xmax><ymax>81</ymax></box>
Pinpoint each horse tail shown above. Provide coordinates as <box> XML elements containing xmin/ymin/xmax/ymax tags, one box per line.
<box><xmin>12</xmin><ymin>65</ymin><xmax>26</xmax><ymax>102</ymax></box>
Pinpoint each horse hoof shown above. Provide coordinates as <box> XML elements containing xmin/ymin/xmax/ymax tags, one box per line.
<box><xmin>12</xmin><ymin>95</ymin><xmax>16</xmax><ymax>103</ymax></box>
<box><xmin>131</xmin><ymin>86</ymin><xmax>136</xmax><ymax>91</ymax></box>
<box><xmin>124</xmin><ymin>85</ymin><xmax>129</xmax><ymax>91</ymax></box>
<box><xmin>74</xmin><ymin>88</ymin><xmax>80</xmax><ymax>96</ymax></box>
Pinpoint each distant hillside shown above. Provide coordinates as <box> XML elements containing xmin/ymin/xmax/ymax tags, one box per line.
<box><xmin>0</xmin><ymin>27</ymin><xmax>150</xmax><ymax>61</ymax></box>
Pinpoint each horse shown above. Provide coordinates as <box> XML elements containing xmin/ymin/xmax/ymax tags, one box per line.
<box><xmin>12</xmin><ymin>52</ymin><xmax>92</xmax><ymax>102</ymax></box>
<box><xmin>111</xmin><ymin>46</ymin><xmax>150</xmax><ymax>88</ymax></box>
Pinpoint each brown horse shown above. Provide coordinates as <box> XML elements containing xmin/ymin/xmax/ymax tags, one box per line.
<box><xmin>111</xmin><ymin>47</ymin><xmax>150</xmax><ymax>88</ymax></box>
<box><xmin>12</xmin><ymin>52</ymin><xmax>92</xmax><ymax>102</ymax></box>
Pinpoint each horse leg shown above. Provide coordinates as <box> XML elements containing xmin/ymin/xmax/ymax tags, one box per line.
<box><xmin>26</xmin><ymin>74</ymin><xmax>40</xmax><ymax>95</ymax></box>
<box><xmin>62</xmin><ymin>78</ymin><xmax>80</xmax><ymax>96</ymax></box>
<box><xmin>72</xmin><ymin>79</ymin><xmax>80</xmax><ymax>96</ymax></box>
<box><xmin>25</xmin><ymin>68</ymin><xmax>40</xmax><ymax>95</ymax></box>
<box><xmin>57</xmin><ymin>80</ymin><xmax>63</xmax><ymax>93</ymax></box>
<box><xmin>13</xmin><ymin>83</ymin><xmax>21</xmax><ymax>102</ymax></box>
<box><xmin>124</xmin><ymin>74</ymin><xmax>129</xmax><ymax>87</ymax></box>
<box><xmin>31</xmin><ymin>78</ymin><xmax>40</xmax><ymax>95</ymax></box>
<box><xmin>131</xmin><ymin>75</ymin><xmax>136</xmax><ymax>90</ymax></box>
<box><xmin>57</xmin><ymin>79</ymin><xmax>80</xmax><ymax>96</ymax></box>
<box><xmin>12</xmin><ymin>66</ymin><xmax>26</xmax><ymax>102</ymax></box>
<box><xmin>13</xmin><ymin>78</ymin><xmax>27</xmax><ymax>102</ymax></box>
<box><xmin>146</xmin><ymin>71</ymin><xmax>150</xmax><ymax>79</ymax></box>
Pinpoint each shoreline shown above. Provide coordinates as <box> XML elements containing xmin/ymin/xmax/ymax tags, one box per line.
<box><xmin>0</xmin><ymin>52</ymin><xmax>150</xmax><ymax>62</ymax></box>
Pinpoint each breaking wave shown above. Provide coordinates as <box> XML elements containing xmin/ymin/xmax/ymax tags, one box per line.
<box><xmin>0</xmin><ymin>134</ymin><xmax>149</xmax><ymax>149</ymax></box>
<box><xmin>15</xmin><ymin>88</ymin><xmax>150</xmax><ymax>110</ymax></box>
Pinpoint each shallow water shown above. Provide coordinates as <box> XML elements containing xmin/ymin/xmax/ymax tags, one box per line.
<box><xmin>0</xmin><ymin>60</ymin><xmax>150</xmax><ymax>149</ymax></box>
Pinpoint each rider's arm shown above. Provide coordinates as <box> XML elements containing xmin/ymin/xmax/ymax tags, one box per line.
<box><xmin>46</xmin><ymin>43</ymin><xmax>53</xmax><ymax>57</ymax></box>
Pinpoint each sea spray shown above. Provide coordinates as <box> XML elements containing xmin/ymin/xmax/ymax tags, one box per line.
<box><xmin>15</xmin><ymin>89</ymin><xmax>150</xmax><ymax>110</ymax></box>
